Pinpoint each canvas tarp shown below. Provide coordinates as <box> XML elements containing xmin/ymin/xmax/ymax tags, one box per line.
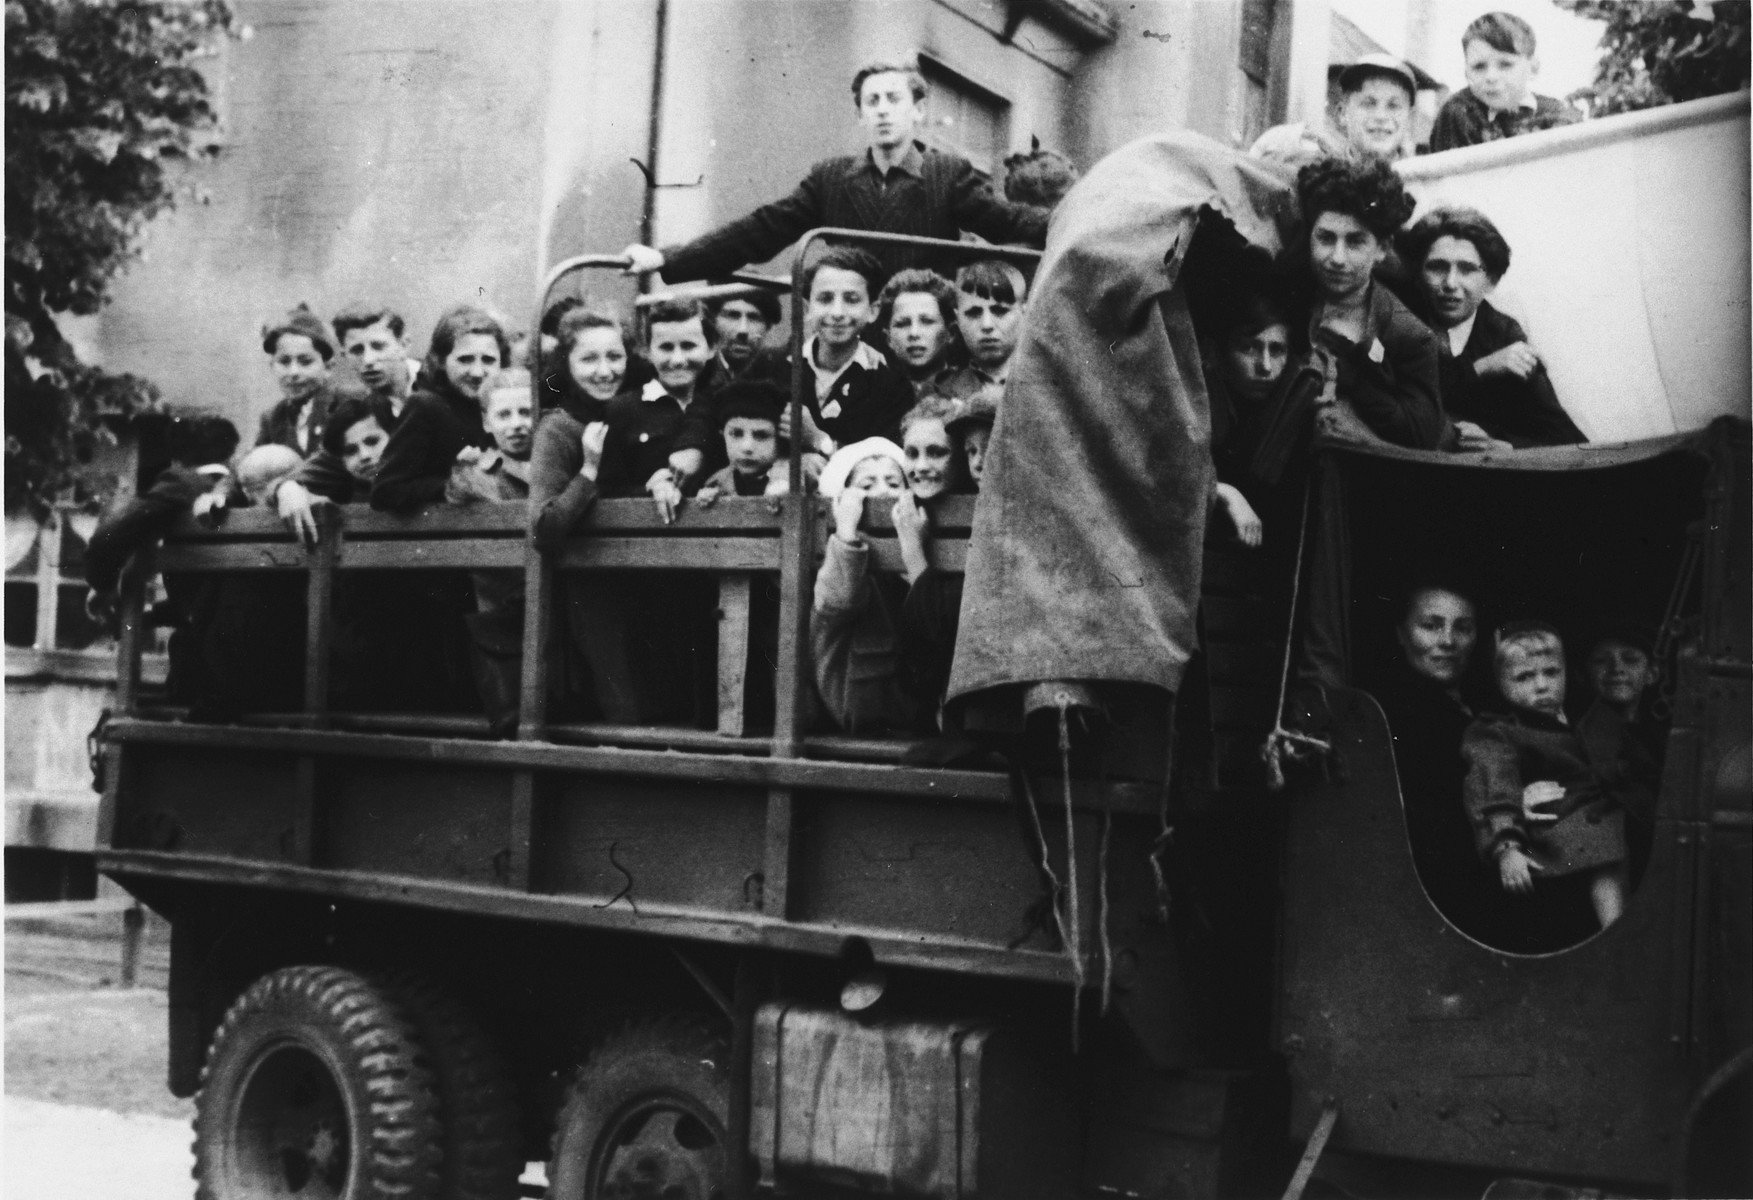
<box><xmin>947</xmin><ymin>132</ymin><xmax>1298</xmax><ymax>715</ymax></box>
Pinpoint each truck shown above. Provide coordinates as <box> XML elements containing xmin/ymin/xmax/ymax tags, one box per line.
<box><xmin>91</xmin><ymin>97</ymin><xmax>1750</xmax><ymax>1200</ymax></box>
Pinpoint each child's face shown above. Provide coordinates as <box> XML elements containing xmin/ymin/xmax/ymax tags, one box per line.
<box><xmin>1464</xmin><ymin>39</ymin><xmax>1536</xmax><ymax>113</ymax></box>
<box><xmin>444</xmin><ymin>333</ymin><xmax>503</xmax><ymax>403</ymax></box>
<box><xmin>807</xmin><ymin>267</ymin><xmax>875</xmax><ymax>350</ymax></box>
<box><xmin>1338</xmin><ymin>76</ymin><xmax>1412</xmax><ymax>159</ymax></box>
<box><xmin>1587</xmin><ymin>641</ymin><xmax>1654</xmax><ymax>709</ymax></box>
<box><xmin>1420</xmin><ymin>236</ymin><xmax>1493</xmax><ymax>330</ymax></box>
<box><xmin>957</xmin><ymin>286</ymin><xmax>1024</xmax><ymax>370</ymax></box>
<box><xmin>568</xmin><ymin>326</ymin><xmax>628</xmax><ymax>401</ymax></box>
<box><xmin>340</xmin><ymin>416</ymin><xmax>388</xmax><ymax>483</ymax></box>
<box><xmin>484</xmin><ymin>386</ymin><xmax>533</xmax><ymax>460</ymax></box>
<box><xmin>1310</xmin><ymin>211</ymin><xmax>1386</xmax><ymax>303</ymax></box>
<box><xmin>846</xmin><ymin>455</ymin><xmax>905</xmax><ymax>500</ymax></box>
<box><xmin>724</xmin><ymin>416</ymin><xmax>779</xmax><ymax>477</ymax></box>
<box><xmin>886</xmin><ymin>292</ymin><xmax>952</xmax><ymax>373</ymax></box>
<box><xmin>712</xmin><ymin>299</ymin><xmax>771</xmax><ymax>367</ymax></box>
<box><xmin>342</xmin><ymin>321</ymin><xmax>411</xmax><ymax>398</ymax></box>
<box><xmin>1500</xmin><ymin>643</ymin><xmax>1566</xmax><ymax>716</ymax></box>
<box><xmin>269</xmin><ymin>333</ymin><xmax>329</xmax><ymax>404</ymax></box>
<box><xmin>648</xmin><ymin>317</ymin><xmax>712</xmax><ymax>396</ymax></box>
<box><xmin>963</xmin><ymin>424</ymin><xmax>991</xmax><ymax>484</ymax></box>
<box><xmin>1397</xmin><ymin>588</ymin><xmax>1477</xmax><ymax>685</ymax></box>
<box><xmin>902</xmin><ymin>417</ymin><xmax>955</xmax><ymax>500</ymax></box>
<box><xmin>1223</xmin><ymin>322</ymin><xmax>1291</xmax><ymax>404</ymax></box>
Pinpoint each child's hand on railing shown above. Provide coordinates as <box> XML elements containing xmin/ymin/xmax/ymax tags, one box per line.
<box><xmin>579</xmin><ymin>422</ymin><xmax>608</xmax><ymax>483</ymax></box>
<box><xmin>646</xmin><ymin>468</ymin><xmax>684</xmax><ymax>525</ymax></box>
<box><xmin>832</xmin><ymin>486</ymin><xmax>867</xmax><ymax>545</ymax></box>
<box><xmin>274</xmin><ymin>480</ymin><xmax>330</xmax><ymax>549</ymax></box>
<box><xmin>695</xmin><ymin>484</ymin><xmax>722</xmax><ymax>508</ymax></box>
<box><xmin>191</xmin><ymin>490</ymin><xmax>228</xmax><ymax>527</ymax></box>
<box><xmin>891</xmin><ymin>491</ymin><xmax>931</xmax><ymax>583</ymax></box>
<box><xmin>85</xmin><ymin>586</ymin><xmax>118</xmax><ymax>628</ymax></box>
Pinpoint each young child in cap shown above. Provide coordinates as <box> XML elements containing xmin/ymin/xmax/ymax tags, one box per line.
<box><xmin>695</xmin><ymin>381</ymin><xmax>787</xmax><ymax>502</ymax></box>
<box><xmin>946</xmin><ymin>385</ymin><xmax>999</xmax><ymax>489</ymax></box>
<box><xmin>1462</xmin><ymin>622</ymin><xmax>1652</xmax><ymax>932</ymax></box>
<box><xmin>1429</xmin><ymin>12</ymin><xmax>1579</xmax><ymax>152</ymax></box>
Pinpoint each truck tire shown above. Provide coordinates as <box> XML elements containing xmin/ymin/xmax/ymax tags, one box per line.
<box><xmin>193</xmin><ymin>964</ymin><xmax>442</xmax><ymax>1200</ymax></box>
<box><xmin>546</xmin><ymin>1015</ymin><xmax>730</xmax><ymax>1200</ymax></box>
<box><xmin>386</xmin><ymin>970</ymin><xmax>523</xmax><ymax>1200</ymax></box>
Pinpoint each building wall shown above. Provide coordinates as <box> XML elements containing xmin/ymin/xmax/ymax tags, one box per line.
<box><xmin>91</xmin><ymin>0</ymin><xmax>1275</xmax><ymax>441</ymax></box>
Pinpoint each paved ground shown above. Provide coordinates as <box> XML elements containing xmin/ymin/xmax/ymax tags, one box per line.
<box><xmin>4</xmin><ymin>909</ymin><xmax>194</xmax><ymax>1197</ymax></box>
<box><xmin>2</xmin><ymin>907</ymin><xmax>549</xmax><ymax>1197</ymax></box>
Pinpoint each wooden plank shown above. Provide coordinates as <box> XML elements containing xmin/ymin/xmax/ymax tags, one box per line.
<box><xmin>518</xmin><ymin>540</ymin><xmax>550</xmax><ymax>740</ymax></box>
<box><xmin>157</xmin><ymin>542</ymin><xmax>317</xmax><ymax>571</ymax></box>
<box><xmin>303</xmin><ymin>513</ymin><xmax>338</xmax><ymax>721</ymax></box>
<box><xmin>105</xmin><ymin>718</ymin><xmax>1166</xmax><ymax>816</ymax></box>
<box><xmin>551</xmin><ymin>538</ymin><xmax>781</xmax><ymax>571</ymax></box>
<box><xmin>507</xmin><ymin>772</ymin><xmax>535</xmax><ymax>892</ymax></box>
<box><xmin>96</xmin><ymin>848</ymin><xmax>1079</xmax><ymax>986</ymax></box>
<box><xmin>291</xmin><ymin>757</ymin><xmax>317</xmax><ymax>865</ymax></box>
<box><xmin>339</xmin><ymin>540</ymin><xmax>526</xmax><ymax>570</ymax></box>
<box><xmin>165</xmin><ymin>498</ymin><xmax>787</xmax><ymax>541</ymax></box>
<box><xmin>857</xmin><ymin>493</ymin><xmax>975</xmax><ymax>535</ymax></box>
<box><xmin>865</xmin><ymin>540</ymin><xmax>967</xmax><ymax>575</ymax></box>
<box><xmin>761</xmin><ymin>789</ymin><xmax>794</xmax><ymax>918</ymax></box>
<box><xmin>717</xmin><ymin>573</ymin><xmax>753</xmax><ymax>737</ymax></box>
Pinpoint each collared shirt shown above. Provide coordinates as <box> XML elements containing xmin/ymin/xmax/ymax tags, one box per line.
<box><xmin>805</xmin><ymin>336</ymin><xmax>888</xmax><ymax>407</ymax></box>
<box><xmin>857</xmin><ymin>141</ymin><xmax>925</xmax><ymax>186</ymax></box>
<box><xmin>1445</xmin><ymin>312</ymin><xmax>1479</xmax><ymax>357</ymax></box>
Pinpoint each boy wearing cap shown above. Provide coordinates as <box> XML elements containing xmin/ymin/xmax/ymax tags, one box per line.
<box><xmin>696</xmin><ymin>381</ymin><xmax>786</xmax><ymax>502</ymax></box>
<box><xmin>1251</xmin><ymin>54</ymin><xmax>1418</xmax><ymax>166</ymax></box>
<box><xmin>1430</xmin><ymin>12</ymin><xmax>1579</xmax><ymax>153</ymax></box>
<box><xmin>947</xmin><ymin>385</ymin><xmax>998</xmax><ymax>489</ymax></box>
<box><xmin>256</xmin><ymin>305</ymin><xmax>337</xmax><ymax>456</ymax></box>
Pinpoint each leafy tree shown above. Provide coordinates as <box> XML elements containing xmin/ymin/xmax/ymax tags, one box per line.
<box><xmin>1555</xmin><ymin>0</ymin><xmax>1751</xmax><ymax>116</ymax></box>
<box><xmin>5</xmin><ymin>0</ymin><xmax>231</xmax><ymax>516</ymax></box>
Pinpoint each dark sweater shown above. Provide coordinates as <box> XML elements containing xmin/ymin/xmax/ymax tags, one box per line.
<box><xmin>86</xmin><ymin>465</ymin><xmax>211</xmax><ymax>594</ymax></box>
<box><xmin>1313</xmin><ymin>283</ymin><xmax>1448</xmax><ymax>450</ymax></box>
<box><xmin>1435</xmin><ymin>301</ymin><xmax>1584</xmax><ymax>447</ymax></box>
<box><xmin>371</xmin><ymin>372</ymin><xmax>492</xmax><ymax>511</ymax></box>
<box><xmin>660</xmin><ymin>142</ymin><xmax>1048</xmax><ymax>283</ymax></box>
<box><xmin>1429</xmin><ymin>90</ymin><xmax>1579</xmax><ymax>153</ymax></box>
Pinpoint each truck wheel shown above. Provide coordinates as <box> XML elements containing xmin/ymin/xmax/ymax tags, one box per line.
<box><xmin>193</xmin><ymin>965</ymin><xmax>442</xmax><ymax>1200</ymax></box>
<box><xmin>546</xmin><ymin>1015</ymin><xmax>729</xmax><ymax>1200</ymax></box>
<box><xmin>387</xmin><ymin>970</ymin><xmax>524</xmax><ymax>1200</ymax></box>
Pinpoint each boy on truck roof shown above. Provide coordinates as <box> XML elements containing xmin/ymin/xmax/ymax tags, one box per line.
<box><xmin>1251</xmin><ymin>54</ymin><xmax>1418</xmax><ymax>167</ymax></box>
<box><xmin>618</xmin><ymin>59</ymin><xmax>1048</xmax><ymax>283</ymax></box>
<box><xmin>1429</xmin><ymin>12</ymin><xmax>1580</xmax><ymax>153</ymax></box>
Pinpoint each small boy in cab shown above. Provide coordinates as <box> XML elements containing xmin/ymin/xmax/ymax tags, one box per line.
<box><xmin>1462</xmin><ymin>622</ymin><xmax>1651</xmax><ymax>931</ymax></box>
<box><xmin>696</xmin><ymin>381</ymin><xmax>786</xmax><ymax>501</ymax></box>
<box><xmin>1429</xmin><ymin>12</ymin><xmax>1579</xmax><ymax>152</ymax></box>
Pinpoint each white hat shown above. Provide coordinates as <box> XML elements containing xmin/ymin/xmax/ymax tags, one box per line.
<box><xmin>818</xmin><ymin>437</ymin><xmax>906</xmax><ymax>498</ymax></box>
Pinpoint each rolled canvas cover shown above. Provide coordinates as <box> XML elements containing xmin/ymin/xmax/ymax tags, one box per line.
<box><xmin>1398</xmin><ymin>92</ymin><xmax>1752</xmax><ymax>443</ymax></box>
<box><xmin>946</xmin><ymin>132</ymin><xmax>1296</xmax><ymax>710</ymax></box>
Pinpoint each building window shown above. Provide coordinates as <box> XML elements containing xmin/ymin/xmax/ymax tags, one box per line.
<box><xmin>5</xmin><ymin>509</ymin><xmax>109</xmax><ymax>654</ymax></box>
<box><xmin>1236</xmin><ymin>0</ymin><xmax>1280</xmax><ymax>146</ymax></box>
<box><xmin>918</xmin><ymin>55</ymin><xmax>1010</xmax><ymax>177</ymax></box>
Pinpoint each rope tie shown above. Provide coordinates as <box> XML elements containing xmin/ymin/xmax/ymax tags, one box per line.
<box><xmin>1057</xmin><ymin>696</ymin><xmax>1085</xmax><ymax>1046</ymax></box>
<box><xmin>1263</xmin><ymin>472</ymin><xmax>1332</xmax><ymax>791</ymax></box>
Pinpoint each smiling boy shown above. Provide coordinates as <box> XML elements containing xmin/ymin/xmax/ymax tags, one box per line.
<box><xmin>784</xmin><ymin>246</ymin><xmax>913</xmax><ymax>457</ymax></box>
<box><xmin>619</xmin><ymin>60</ymin><xmax>1047</xmax><ymax>283</ymax></box>
<box><xmin>1430</xmin><ymin>12</ymin><xmax>1579</xmax><ymax>152</ymax></box>
<box><xmin>1251</xmin><ymin>54</ymin><xmax>1419</xmax><ymax>166</ymax></box>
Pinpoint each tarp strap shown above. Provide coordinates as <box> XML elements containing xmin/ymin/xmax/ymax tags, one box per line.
<box><xmin>1263</xmin><ymin>472</ymin><xmax>1333</xmax><ymax>790</ymax></box>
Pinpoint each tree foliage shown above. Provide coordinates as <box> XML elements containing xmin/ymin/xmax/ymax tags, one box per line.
<box><xmin>5</xmin><ymin>0</ymin><xmax>231</xmax><ymax>515</ymax></box>
<box><xmin>1555</xmin><ymin>0</ymin><xmax>1751</xmax><ymax>116</ymax></box>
